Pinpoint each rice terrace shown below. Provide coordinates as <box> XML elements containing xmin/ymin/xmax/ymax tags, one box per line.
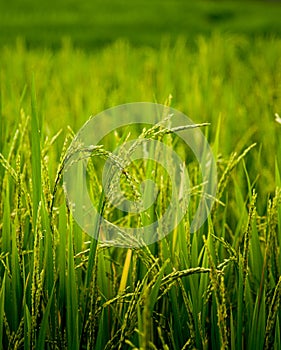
<box><xmin>1</xmin><ymin>0</ymin><xmax>281</xmax><ymax>349</ymax></box>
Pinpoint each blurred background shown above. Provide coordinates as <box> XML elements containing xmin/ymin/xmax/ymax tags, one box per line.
<box><xmin>0</xmin><ymin>0</ymin><xmax>281</xmax><ymax>50</ymax></box>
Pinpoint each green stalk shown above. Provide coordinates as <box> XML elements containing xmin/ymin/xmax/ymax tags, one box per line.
<box><xmin>31</xmin><ymin>78</ymin><xmax>42</xmax><ymax>227</ymax></box>
<box><xmin>66</xmin><ymin>217</ymin><xmax>79</xmax><ymax>350</ymax></box>
<box><xmin>0</xmin><ymin>272</ymin><xmax>6</xmax><ymax>347</ymax></box>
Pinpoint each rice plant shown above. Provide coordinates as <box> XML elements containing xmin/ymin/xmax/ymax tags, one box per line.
<box><xmin>0</xmin><ymin>33</ymin><xmax>281</xmax><ymax>349</ymax></box>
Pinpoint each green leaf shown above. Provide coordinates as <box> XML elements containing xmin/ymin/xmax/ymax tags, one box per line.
<box><xmin>36</xmin><ymin>281</ymin><xmax>56</xmax><ymax>350</ymax></box>
<box><xmin>31</xmin><ymin>77</ymin><xmax>42</xmax><ymax>226</ymax></box>
<box><xmin>0</xmin><ymin>272</ymin><xmax>6</xmax><ymax>347</ymax></box>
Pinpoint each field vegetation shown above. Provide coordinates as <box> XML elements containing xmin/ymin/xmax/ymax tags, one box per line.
<box><xmin>1</xmin><ymin>0</ymin><xmax>281</xmax><ymax>49</ymax></box>
<box><xmin>1</xmin><ymin>0</ymin><xmax>281</xmax><ymax>349</ymax></box>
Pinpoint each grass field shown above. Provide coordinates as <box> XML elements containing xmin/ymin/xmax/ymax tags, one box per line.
<box><xmin>1</xmin><ymin>0</ymin><xmax>281</xmax><ymax>49</ymax></box>
<box><xmin>1</xmin><ymin>1</ymin><xmax>281</xmax><ymax>349</ymax></box>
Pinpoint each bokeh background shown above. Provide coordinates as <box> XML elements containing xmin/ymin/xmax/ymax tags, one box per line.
<box><xmin>1</xmin><ymin>0</ymin><xmax>281</xmax><ymax>49</ymax></box>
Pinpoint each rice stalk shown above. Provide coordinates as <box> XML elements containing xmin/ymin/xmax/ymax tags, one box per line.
<box><xmin>211</xmin><ymin>143</ymin><xmax>256</xmax><ymax>217</ymax></box>
<box><xmin>203</xmin><ymin>234</ymin><xmax>228</xmax><ymax>349</ymax></box>
<box><xmin>264</xmin><ymin>276</ymin><xmax>281</xmax><ymax>350</ymax></box>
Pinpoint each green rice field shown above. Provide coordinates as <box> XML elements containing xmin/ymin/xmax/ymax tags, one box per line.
<box><xmin>1</xmin><ymin>1</ymin><xmax>281</xmax><ymax>349</ymax></box>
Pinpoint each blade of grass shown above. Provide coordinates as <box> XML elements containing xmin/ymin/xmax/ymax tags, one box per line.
<box><xmin>36</xmin><ymin>281</ymin><xmax>56</xmax><ymax>350</ymax></box>
<box><xmin>0</xmin><ymin>271</ymin><xmax>6</xmax><ymax>347</ymax></box>
<box><xmin>11</xmin><ymin>223</ymin><xmax>21</xmax><ymax>332</ymax></box>
<box><xmin>248</xmin><ymin>292</ymin><xmax>265</xmax><ymax>350</ymax></box>
<box><xmin>213</xmin><ymin>113</ymin><xmax>221</xmax><ymax>159</ymax></box>
<box><xmin>237</xmin><ymin>256</ymin><xmax>244</xmax><ymax>350</ymax></box>
<box><xmin>31</xmin><ymin>77</ymin><xmax>42</xmax><ymax>226</ymax></box>
<box><xmin>0</xmin><ymin>79</ymin><xmax>3</xmax><ymax>156</ymax></box>
<box><xmin>66</xmin><ymin>217</ymin><xmax>79</xmax><ymax>350</ymax></box>
<box><xmin>58</xmin><ymin>204</ymin><xmax>67</xmax><ymax>306</ymax></box>
<box><xmin>119</xmin><ymin>249</ymin><xmax>132</xmax><ymax>294</ymax></box>
<box><xmin>275</xmin><ymin>315</ymin><xmax>280</xmax><ymax>350</ymax></box>
<box><xmin>24</xmin><ymin>304</ymin><xmax>32</xmax><ymax>350</ymax></box>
